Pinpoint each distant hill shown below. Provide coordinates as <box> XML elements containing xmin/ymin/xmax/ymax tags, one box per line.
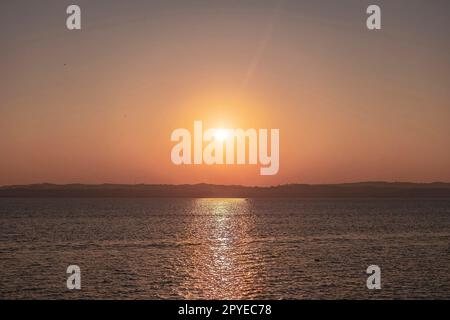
<box><xmin>1</xmin><ymin>182</ymin><xmax>450</xmax><ymax>198</ymax></box>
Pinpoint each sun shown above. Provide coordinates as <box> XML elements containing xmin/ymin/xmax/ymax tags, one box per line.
<box><xmin>214</xmin><ymin>129</ymin><xmax>229</xmax><ymax>141</ymax></box>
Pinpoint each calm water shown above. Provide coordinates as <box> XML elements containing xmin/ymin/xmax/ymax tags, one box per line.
<box><xmin>0</xmin><ymin>198</ymin><xmax>449</xmax><ymax>299</ymax></box>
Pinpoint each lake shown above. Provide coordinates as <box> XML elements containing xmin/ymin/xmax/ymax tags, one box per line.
<box><xmin>0</xmin><ymin>198</ymin><xmax>449</xmax><ymax>299</ymax></box>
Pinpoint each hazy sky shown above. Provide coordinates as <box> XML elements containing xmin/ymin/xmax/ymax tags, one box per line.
<box><xmin>1</xmin><ymin>0</ymin><xmax>449</xmax><ymax>185</ymax></box>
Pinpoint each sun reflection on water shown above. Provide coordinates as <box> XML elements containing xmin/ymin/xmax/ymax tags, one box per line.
<box><xmin>178</xmin><ymin>198</ymin><xmax>263</xmax><ymax>299</ymax></box>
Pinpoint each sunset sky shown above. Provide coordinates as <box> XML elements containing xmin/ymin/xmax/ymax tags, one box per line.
<box><xmin>1</xmin><ymin>0</ymin><xmax>449</xmax><ymax>186</ymax></box>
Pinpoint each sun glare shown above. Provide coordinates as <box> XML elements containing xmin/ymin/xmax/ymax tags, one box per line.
<box><xmin>214</xmin><ymin>129</ymin><xmax>229</xmax><ymax>141</ymax></box>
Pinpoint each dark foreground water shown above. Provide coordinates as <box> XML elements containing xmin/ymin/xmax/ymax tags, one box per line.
<box><xmin>0</xmin><ymin>198</ymin><xmax>449</xmax><ymax>299</ymax></box>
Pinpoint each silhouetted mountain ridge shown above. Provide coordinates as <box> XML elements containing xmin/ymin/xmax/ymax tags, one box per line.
<box><xmin>1</xmin><ymin>182</ymin><xmax>450</xmax><ymax>198</ymax></box>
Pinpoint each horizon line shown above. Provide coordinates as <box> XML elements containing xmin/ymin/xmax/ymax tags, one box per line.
<box><xmin>2</xmin><ymin>181</ymin><xmax>450</xmax><ymax>189</ymax></box>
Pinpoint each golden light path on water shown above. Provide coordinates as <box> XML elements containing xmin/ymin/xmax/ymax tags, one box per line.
<box><xmin>178</xmin><ymin>198</ymin><xmax>264</xmax><ymax>299</ymax></box>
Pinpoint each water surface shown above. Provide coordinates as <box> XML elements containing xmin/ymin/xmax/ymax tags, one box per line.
<box><xmin>0</xmin><ymin>198</ymin><xmax>449</xmax><ymax>299</ymax></box>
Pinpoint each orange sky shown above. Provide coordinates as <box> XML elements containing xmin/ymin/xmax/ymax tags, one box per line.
<box><xmin>1</xmin><ymin>0</ymin><xmax>450</xmax><ymax>186</ymax></box>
